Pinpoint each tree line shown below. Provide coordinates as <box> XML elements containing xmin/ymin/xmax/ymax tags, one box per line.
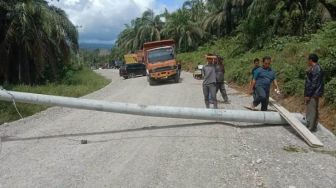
<box><xmin>112</xmin><ymin>0</ymin><xmax>336</xmax><ymax>59</ymax></box>
<box><xmin>0</xmin><ymin>0</ymin><xmax>78</xmax><ymax>85</ymax></box>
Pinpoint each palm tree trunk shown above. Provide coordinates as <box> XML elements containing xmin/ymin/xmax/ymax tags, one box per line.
<box><xmin>226</xmin><ymin>2</ymin><xmax>233</xmax><ymax>34</ymax></box>
<box><xmin>23</xmin><ymin>54</ymin><xmax>31</xmax><ymax>85</ymax></box>
<box><xmin>320</xmin><ymin>0</ymin><xmax>336</xmax><ymax>18</ymax></box>
<box><xmin>18</xmin><ymin>48</ymin><xmax>24</xmax><ymax>83</ymax></box>
<box><xmin>18</xmin><ymin>53</ymin><xmax>22</xmax><ymax>83</ymax></box>
<box><xmin>4</xmin><ymin>61</ymin><xmax>9</xmax><ymax>84</ymax></box>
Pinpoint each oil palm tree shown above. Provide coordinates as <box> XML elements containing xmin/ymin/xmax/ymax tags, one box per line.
<box><xmin>134</xmin><ymin>9</ymin><xmax>164</xmax><ymax>49</ymax></box>
<box><xmin>247</xmin><ymin>0</ymin><xmax>335</xmax><ymax>36</ymax></box>
<box><xmin>182</xmin><ymin>0</ymin><xmax>206</xmax><ymax>22</ymax></box>
<box><xmin>203</xmin><ymin>0</ymin><xmax>252</xmax><ymax>37</ymax></box>
<box><xmin>0</xmin><ymin>0</ymin><xmax>78</xmax><ymax>84</ymax></box>
<box><xmin>116</xmin><ymin>23</ymin><xmax>137</xmax><ymax>52</ymax></box>
<box><xmin>162</xmin><ymin>8</ymin><xmax>204</xmax><ymax>52</ymax></box>
<box><xmin>116</xmin><ymin>9</ymin><xmax>164</xmax><ymax>52</ymax></box>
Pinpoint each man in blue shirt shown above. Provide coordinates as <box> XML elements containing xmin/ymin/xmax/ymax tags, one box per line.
<box><xmin>249</xmin><ymin>56</ymin><xmax>280</xmax><ymax>111</ymax></box>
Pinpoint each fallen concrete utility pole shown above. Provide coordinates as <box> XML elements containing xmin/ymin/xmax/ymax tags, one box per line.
<box><xmin>0</xmin><ymin>90</ymin><xmax>286</xmax><ymax>124</ymax></box>
<box><xmin>0</xmin><ymin>90</ymin><xmax>323</xmax><ymax>147</ymax></box>
<box><xmin>270</xmin><ymin>98</ymin><xmax>323</xmax><ymax>147</ymax></box>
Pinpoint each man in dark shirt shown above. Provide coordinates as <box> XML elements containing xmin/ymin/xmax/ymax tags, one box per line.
<box><xmin>202</xmin><ymin>55</ymin><xmax>218</xmax><ymax>109</ymax></box>
<box><xmin>250</xmin><ymin>56</ymin><xmax>280</xmax><ymax>111</ymax></box>
<box><xmin>177</xmin><ymin>62</ymin><xmax>182</xmax><ymax>77</ymax></box>
<box><xmin>249</xmin><ymin>58</ymin><xmax>260</xmax><ymax>102</ymax></box>
<box><xmin>304</xmin><ymin>54</ymin><xmax>324</xmax><ymax>131</ymax></box>
<box><xmin>215</xmin><ymin>56</ymin><xmax>229</xmax><ymax>103</ymax></box>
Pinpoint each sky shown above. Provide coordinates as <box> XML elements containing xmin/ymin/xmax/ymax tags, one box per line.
<box><xmin>49</xmin><ymin>0</ymin><xmax>185</xmax><ymax>44</ymax></box>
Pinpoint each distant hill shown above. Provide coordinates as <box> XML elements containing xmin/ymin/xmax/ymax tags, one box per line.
<box><xmin>79</xmin><ymin>43</ymin><xmax>112</xmax><ymax>50</ymax></box>
<box><xmin>98</xmin><ymin>49</ymin><xmax>111</xmax><ymax>56</ymax></box>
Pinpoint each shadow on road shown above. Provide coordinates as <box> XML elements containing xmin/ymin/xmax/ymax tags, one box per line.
<box><xmin>1</xmin><ymin>121</ymin><xmax>283</xmax><ymax>143</ymax></box>
<box><xmin>149</xmin><ymin>78</ymin><xmax>184</xmax><ymax>86</ymax></box>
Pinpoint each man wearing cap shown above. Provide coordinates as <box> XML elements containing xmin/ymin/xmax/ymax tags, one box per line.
<box><xmin>249</xmin><ymin>56</ymin><xmax>280</xmax><ymax>111</ymax></box>
<box><xmin>304</xmin><ymin>53</ymin><xmax>324</xmax><ymax>131</ymax></box>
<box><xmin>202</xmin><ymin>54</ymin><xmax>218</xmax><ymax>109</ymax></box>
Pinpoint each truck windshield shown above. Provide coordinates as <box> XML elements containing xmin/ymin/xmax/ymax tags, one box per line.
<box><xmin>148</xmin><ymin>47</ymin><xmax>174</xmax><ymax>63</ymax></box>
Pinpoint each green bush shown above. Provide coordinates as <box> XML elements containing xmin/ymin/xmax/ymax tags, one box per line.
<box><xmin>237</xmin><ymin>16</ymin><xmax>270</xmax><ymax>50</ymax></box>
<box><xmin>226</xmin><ymin>62</ymin><xmax>249</xmax><ymax>85</ymax></box>
<box><xmin>325</xmin><ymin>78</ymin><xmax>336</xmax><ymax>105</ymax></box>
<box><xmin>319</xmin><ymin>49</ymin><xmax>336</xmax><ymax>82</ymax></box>
<box><xmin>281</xmin><ymin>65</ymin><xmax>300</xmax><ymax>82</ymax></box>
<box><xmin>282</xmin><ymin>79</ymin><xmax>305</xmax><ymax>96</ymax></box>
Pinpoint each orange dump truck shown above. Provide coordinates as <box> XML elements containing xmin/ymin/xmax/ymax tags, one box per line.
<box><xmin>143</xmin><ymin>39</ymin><xmax>180</xmax><ymax>85</ymax></box>
<box><xmin>136</xmin><ymin>50</ymin><xmax>144</xmax><ymax>64</ymax></box>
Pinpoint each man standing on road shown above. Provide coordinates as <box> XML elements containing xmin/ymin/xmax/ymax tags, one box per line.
<box><xmin>249</xmin><ymin>58</ymin><xmax>260</xmax><ymax>103</ymax></box>
<box><xmin>304</xmin><ymin>54</ymin><xmax>324</xmax><ymax>131</ymax></box>
<box><xmin>215</xmin><ymin>56</ymin><xmax>229</xmax><ymax>104</ymax></box>
<box><xmin>177</xmin><ymin>62</ymin><xmax>182</xmax><ymax>77</ymax></box>
<box><xmin>249</xmin><ymin>56</ymin><xmax>280</xmax><ymax>111</ymax></box>
<box><xmin>202</xmin><ymin>54</ymin><xmax>218</xmax><ymax>109</ymax></box>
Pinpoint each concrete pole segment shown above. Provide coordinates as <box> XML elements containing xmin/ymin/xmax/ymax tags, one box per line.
<box><xmin>0</xmin><ymin>90</ymin><xmax>287</xmax><ymax>124</ymax></box>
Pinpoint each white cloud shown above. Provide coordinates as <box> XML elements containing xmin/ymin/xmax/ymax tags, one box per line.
<box><xmin>49</xmin><ymin>0</ymin><xmax>181</xmax><ymax>44</ymax></box>
<box><xmin>63</xmin><ymin>0</ymin><xmax>80</xmax><ymax>6</ymax></box>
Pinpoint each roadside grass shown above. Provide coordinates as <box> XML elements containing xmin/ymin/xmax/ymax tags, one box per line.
<box><xmin>0</xmin><ymin>68</ymin><xmax>110</xmax><ymax>124</ymax></box>
<box><xmin>283</xmin><ymin>145</ymin><xmax>336</xmax><ymax>158</ymax></box>
<box><xmin>283</xmin><ymin>145</ymin><xmax>308</xmax><ymax>153</ymax></box>
<box><xmin>177</xmin><ymin>22</ymin><xmax>336</xmax><ymax>134</ymax></box>
<box><xmin>312</xmin><ymin>149</ymin><xmax>336</xmax><ymax>158</ymax></box>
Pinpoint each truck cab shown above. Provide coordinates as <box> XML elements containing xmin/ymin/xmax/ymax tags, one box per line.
<box><xmin>143</xmin><ymin>40</ymin><xmax>180</xmax><ymax>85</ymax></box>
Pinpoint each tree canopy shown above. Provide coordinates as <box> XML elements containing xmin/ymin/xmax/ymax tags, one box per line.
<box><xmin>112</xmin><ymin>0</ymin><xmax>336</xmax><ymax>59</ymax></box>
<box><xmin>0</xmin><ymin>0</ymin><xmax>78</xmax><ymax>84</ymax></box>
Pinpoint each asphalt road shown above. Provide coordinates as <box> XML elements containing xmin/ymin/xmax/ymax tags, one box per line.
<box><xmin>0</xmin><ymin>69</ymin><xmax>335</xmax><ymax>188</ymax></box>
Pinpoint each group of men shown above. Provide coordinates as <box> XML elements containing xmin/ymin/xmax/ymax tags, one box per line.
<box><xmin>202</xmin><ymin>54</ymin><xmax>229</xmax><ymax>109</ymax></box>
<box><xmin>202</xmin><ymin>53</ymin><xmax>324</xmax><ymax>132</ymax></box>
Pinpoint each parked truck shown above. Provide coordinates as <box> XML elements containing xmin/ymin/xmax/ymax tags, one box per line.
<box><xmin>124</xmin><ymin>54</ymin><xmax>138</xmax><ymax>64</ymax></box>
<box><xmin>120</xmin><ymin>53</ymin><xmax>146</xmax><ymax>79</ymax></box>
<box><xmin>143</xmin><ymin>39</ymin><xmax>180</xmax><ymax>85</ymax></box>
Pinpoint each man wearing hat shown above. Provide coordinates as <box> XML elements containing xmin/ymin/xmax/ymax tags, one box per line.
<box><xmin>202</xmin><ymin>54</ymin><xmax>218</xmax><ymax>109</ymax></box>
<box><xmin>304</xmin><ymin>53</ymin><xmax>324</xmax><ymax>131</ymax></box>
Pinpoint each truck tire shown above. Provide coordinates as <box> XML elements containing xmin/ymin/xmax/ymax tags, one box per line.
<box><xmin>123</xmin><ymin>76</ymin><xmax>128</xmax><ymax>79</ymax></box>
<box><xmin>149</xmin><ymin>78</ymin><xmax>155</xmax><ymax>86</ymax></box>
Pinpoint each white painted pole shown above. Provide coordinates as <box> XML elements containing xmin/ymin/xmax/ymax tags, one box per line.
<box><xmin>0</xmin><ymin>90</ymin><xmax>287</xmax><ymax>124</ymax></box>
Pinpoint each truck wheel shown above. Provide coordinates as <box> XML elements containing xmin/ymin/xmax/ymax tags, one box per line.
<box><xmin>149</xmin><ymin>79</ymin><xmax>155</xmax><ymax>86</ymax></box>
<box><xmin>123</xmin><ymin>76</ymin><xmax>128</xmax><ymax>79</ymax></box>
